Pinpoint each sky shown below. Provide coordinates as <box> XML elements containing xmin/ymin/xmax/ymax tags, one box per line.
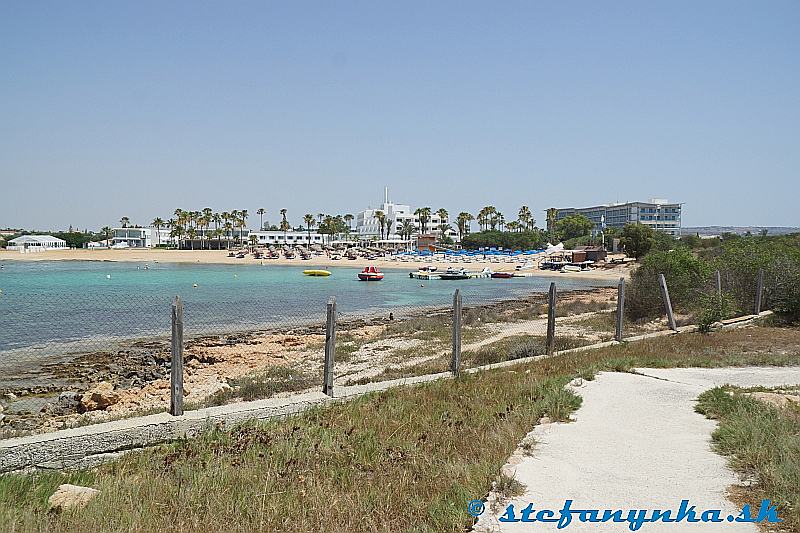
<box><xmin>1</xmin><ymin>1</ymin><xmax>798</xmax><ymax>231</ymax></box>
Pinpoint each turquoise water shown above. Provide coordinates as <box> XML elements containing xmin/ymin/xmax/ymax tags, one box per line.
<box><xmin>0</xmin><ymin>261</ymin><xmax>614</xmax><ymax>352</ymax></box>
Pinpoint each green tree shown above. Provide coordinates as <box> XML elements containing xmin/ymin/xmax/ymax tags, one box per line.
<box><xmin>101</xmin><ymin>226</ymin><xmax>112</xmax><ymax>247</ymax></box>
<box><xmin>257</xmin><ymin>208</ymin><xmax>266</xmax><ymax>230</ymax></box>
<box><xmin>151</xmin><ymin>217</ymin><xmax>164</xmax><ymax>247</ymax></box>
<box><xmin>456</xmin><ymin>212</ymin><xmax>474</xmax><ymax>241</ymax></box>
<box><xmin>554</xmin><ymin>215</ymin><xmax>593</xmax><ymax>242</ymax></box>
<box><xmin>303</xmin><ymin>214</ymin><xmax>316</xmax><ymax>248</ymax></box>
<box><xmin>374</xmin><ymin>210</ymin><xmax>386</xmax><ymax>240</ymax></box>
<box><xmin>415</xmin><ymin>207</ymin><xmax>432</xmax><ymax>234</ymax></box>
<box><xmin>620</xmin><ymin>223</ymin><xmax>654</xmax><ymax>259</ymax></box>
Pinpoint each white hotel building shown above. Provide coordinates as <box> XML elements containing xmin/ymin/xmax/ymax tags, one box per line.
<box><xmin>355</xmin><ymin>189</ymin><xmax>454</xmax><ymax>242</ymax></box>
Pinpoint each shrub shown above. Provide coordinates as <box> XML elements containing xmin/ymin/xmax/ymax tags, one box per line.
<box><xmin>620</xmin><ymin>223</ymin><xmax>654</xmax><ymax>259</ymax></box>
<box><xmin>697</xmin><ymin>294</ymin><xmax>733</xmax><ymax>333</ymax></box>
<box><xmin>714</xmin><ymin>235</ymin><xmax>800</xmax><ymax>320</ymax></box>
<box><xmin>626</xmin><ymin>249</ymin><xmax>713</xmax><ymax>320</ymax></box>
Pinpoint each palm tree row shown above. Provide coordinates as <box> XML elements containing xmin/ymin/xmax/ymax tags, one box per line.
<box><xmin>154</xmin><ymin>208</ymin><xmax>251</xmax><ymax>250</ymax></box>
<box><xmin>474</xmin><ymin>205</ymin><xmax>537</xmax><ymax>233</ymax></box>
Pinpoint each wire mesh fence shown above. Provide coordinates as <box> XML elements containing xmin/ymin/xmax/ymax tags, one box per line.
<box><xmin>0</xmin><ymin>267</ymin><xmax>768</xmax><ymax>440</ymax></box>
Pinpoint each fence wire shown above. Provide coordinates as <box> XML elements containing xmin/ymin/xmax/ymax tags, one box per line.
<box><xmin>0</xmin><ymin>267</ymin><xmax>767</xmax><ymax>440</ymax></box>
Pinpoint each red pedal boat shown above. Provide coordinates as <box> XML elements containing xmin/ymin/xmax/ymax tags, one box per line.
<box><xmin>358</xmin><ymin>266</ymin><xmax>384</xmax><ymax>281</ymax></box>
<box><xmin>491</xmin><ymin>272</ymin><xmax>515</xmax><ymax>279</ymax></box>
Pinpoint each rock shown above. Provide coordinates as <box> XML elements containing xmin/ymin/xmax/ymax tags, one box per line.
<box><xmin>538</xmin><ymin>416</ymin><xmax>552</xmax><ymax>425</ymax></box>
<box><xmin>58</xmin><ymin>391</ymin><xmax>80</xmax><ymax>410</ymax></box>
<box><xmin>4</xmin><ymin>393</ymin><xmax>17</xmax><ymax>401</ymax></box>
<box><xmin>570</xmin><ymin>378</ymin><xmax>585</xmax><ymax>388</ymax></box>
<box><xmin>0</xmin><ymin>404</ymin><xmax>4</xmax><ymax>414</ymax></box>
<box><xmin>48</xmin><ymin>484</ymin><xmax>100</xmax><ymax>512</ymax></box>
<box><xmin>79</xmin><ymin>382</ymin><xmax>120</xmax><ymax>412</ymax></box>
<box><xmin>748</xmin><ymin>392</ymin><xmax>800</xmax><ymax>410</ymax></box>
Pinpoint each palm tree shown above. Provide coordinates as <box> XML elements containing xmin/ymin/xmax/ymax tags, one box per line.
<box><xmin>456</xmin><ymin>212</ymin><xmax>474</xmax><ymax>241</ymax></box>
<box><xmin>415</xmin><ymin>207</ymin><xmax>432</xmax><ymax>234</ymax></box>
<box><xmin>518</xmin><ymin>205</ymin><xmax>533</xmax><ymax>231</ymax></box>
<box><xmin>344</xmin><ymin>213</ymin><xmax>354</xmax><ymax>232</ymax></box>
<box><xmin>212</xmin><ymin>213</ymin><xmax>222</xmax><ymax>249</ymax></box>
<box><xmin>385</xmin><ymin>219</ymin><xmax>393</xmax><ymax>240</ymax></box>
<box><xmin>224</xmin><ymin>221</ymin><xmax>233</xmax><ymax>249</ymax></box>
<box><xmin>239</xmin><ymin>210</ymin><xmax>248</xmax><ymax>245</ymax></box>
<box><xmin>257</xmin><ymin>208</ymin><xmax>266</xmax><ymax>230</ymax></box>
<box><xmin>101</xmin><ymin>226</ymin><xmax>112</xmax><ymax>247</ymax></box>
<box><xmin>399</xmin><ymin>220</ymin><xmax>414</xmax><ymax>241</ymax></box>
<box><xmin>374</xmin><ymin>210</ymin><xmax>386</xmax><ymax>240</ymax></box>
<box><xmin>151</xmin><ymin>217</ymin><xmax>164</xmax><ymax>246</ymax></box>
<box><xmin>546</xmin><ymin>208</ymin><xmax>558</xmax><ymax>241</ymax></box>
<box><xmin>120</xmin><ymin>216</ymin><xmax>130</xmax><ymax>228</ymax></box>
<box><xmin>436</xmin><ymin>208</ymin><xmax>449</xmax><ymax>237</ymax></box>
<box><xmin>201</xmin><ymin>208</ymin><xmax>213</xmax><ymax>249</ymax></box>
<box><xmin>303</xmin><ymin>214</ymin><xmax>316</xmax><ymax>248</ymax></box>
<box><xmin>187</xmin><ymin>227</ymin><xmax>197</xmax><ymax>250</ymax></box>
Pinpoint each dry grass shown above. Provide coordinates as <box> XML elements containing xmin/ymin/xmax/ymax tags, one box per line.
<box><xmin>1</xmin><ymin>326</ymin><xmax>798</xmax><ymax>532</ymax></box>
<box><xmin>696</xmin><ymin>386</ymin><xmax>800</xmax><ymax>531</ymax></box>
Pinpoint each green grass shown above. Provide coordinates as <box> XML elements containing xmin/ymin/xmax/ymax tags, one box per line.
<box><xmin>696</xmin><ymin>386</ymin><xmax>800</xmax><ymax>531</ymax></box>
<box><xmin>1</xmin><ymin>326</ymin><xmax>799</xmax><ymax>532</ymax></box>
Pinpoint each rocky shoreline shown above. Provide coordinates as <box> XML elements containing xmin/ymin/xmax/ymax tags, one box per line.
<box><xmin>0</xmin><ymin>288</ymin><xmax>616</xmax><ymax>438</ymax></box>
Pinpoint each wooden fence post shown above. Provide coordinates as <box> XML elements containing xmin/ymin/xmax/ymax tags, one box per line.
<box><xmin>658</xmin><ymin>273</ymin><xmax>677</xmax><ymax>331</ymax></box>
<box><xmin>546</xmin><ymin>282</ymin><xmax>557</xmax><ymax>355</ymax></box>
<box><xmin>451</xmin><ymin>289</ymin><xmax>462</xmax><ymax>376</ymax></box>
<box><xmin>323</xmin><ymin>297</ymin><xmax>337</xmax><ymax>397</ymax></box>
<box><xmin>170</xmin><ymin>296</ymin><xmax>184</xmax><ymax>416</ymax></box>
<box><xmin>615</xmin><ymin>277</ymin><xmax>625</xmax><ymax>342</ymax></box>
<box><xmin>754</xmin><ymin>269</ymin><xmax>764</xmax><ymax>315</ymax></box>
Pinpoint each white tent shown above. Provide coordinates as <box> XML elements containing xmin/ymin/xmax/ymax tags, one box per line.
<box><xmin>7</xmin><ymin>235</ymin><xmax>67</xmax><ymax>251</ymax></box>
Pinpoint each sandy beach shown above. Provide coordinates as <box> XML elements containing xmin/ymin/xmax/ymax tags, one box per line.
<box><xmin>0</xmin><ymin>248</ymin><xmax>632</xmax><ymax>280</ymax></box>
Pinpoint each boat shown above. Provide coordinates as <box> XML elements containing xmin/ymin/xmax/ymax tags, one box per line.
<box><xmin>358</xmin><ymin>266</ymin><xmax>384</xmax><ymax>281</ymax></box>
<box><xmin>303</xmin><ymin>269</ymin><xmax>331</xmax><ymax>277</ymax></box>
<box><xmin>491</xmin><ymin>272</ymin><xmax>515</xmax><ymax>279</ymax></box>
<box><xmin>560</xmin><ymin>264</ymin><xmax>582</xmax><ymax>273</ymax></box>
<box><xmin>409</xmin><ymin>270</ymin><xmax>441</xmax><ymax>280</ymax></box>
<box><xmin>439</xmin><ymin>267</ymin><xmax>470</xmax><ymax>280</ymax></box>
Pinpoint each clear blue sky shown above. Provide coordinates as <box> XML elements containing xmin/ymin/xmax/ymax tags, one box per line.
<box><xmin>2</xmin><ymin>1</ymin><xmax>798</xmax><ymax>231</ymax></box>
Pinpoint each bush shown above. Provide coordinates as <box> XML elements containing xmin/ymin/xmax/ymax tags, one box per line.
<box><xmin>697</xmin><ymin>294</ymin><xmax>733</xmax><ymax>333</ymax></box>
<box><xmin>620</xmin><ymin>223</ymin><xmax>653</xmax><ymax>258</ymax></box>
<box><xmin>714</xmin><ymin>235</ymin><xmax>800</xmax><ymax>320</ymax></box>
<box><xmin>460</xmin><ymin>230</ymin><xmax>548</xmax><ymax>250</ymax></box>
<box><xmin>626</xmin><ymin>249</ymin><xmax>713</xmax><ymax>320</ymax></box>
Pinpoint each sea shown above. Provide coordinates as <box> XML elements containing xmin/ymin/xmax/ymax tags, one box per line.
<box><xmin>0</xmin><ymin>260</ymin><xmax>615</xmax><ymax>354</ymax></box>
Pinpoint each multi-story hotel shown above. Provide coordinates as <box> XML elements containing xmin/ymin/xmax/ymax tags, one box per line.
<box><xmin>552</xmin><ymin>199</ymin><xmax>682</xmax><ymax>237</ymax></box>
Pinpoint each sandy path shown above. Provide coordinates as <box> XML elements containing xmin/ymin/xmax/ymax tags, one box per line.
<box><xmin>0</xmin><ymin>249</ymin><xmax>630</xmax><ymax>281</ymax></box>
<box><xmin>474</xmin><ymin>366</ymin><xmax>800</xmax><ymax>532</ymax></box>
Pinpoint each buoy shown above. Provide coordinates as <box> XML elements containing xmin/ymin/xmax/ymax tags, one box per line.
<box><xmin>106</xmin><ymin>274</ymin><xmax>111</xmax><ymax>279</ymax></box>
<box><xmin>193</xmin><ymin>283</ymin><xmax>198</xmax><ymax>288</ymax></box>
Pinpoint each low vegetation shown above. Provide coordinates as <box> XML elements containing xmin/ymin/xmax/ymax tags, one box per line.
<box><xmin>696</xmin><ymin>386</ymin><xmax>800</xmax><ymax>530</ymax></box>
<box><xmin>2</xmin><ymin>326</ymin><xmax>799</xmax><ymax>532</ymax></box>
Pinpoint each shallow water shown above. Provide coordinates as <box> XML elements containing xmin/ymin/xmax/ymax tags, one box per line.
<box><xmin>0</xmin><ymin>260</ymin><xmax>614</xmax><ymax>352</ymax></box>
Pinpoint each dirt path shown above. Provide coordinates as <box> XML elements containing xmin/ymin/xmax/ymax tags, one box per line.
<box><xmin>474</xmin><ymin>366</ymin><xmax>800</xmax><ymax>532</ymax></box>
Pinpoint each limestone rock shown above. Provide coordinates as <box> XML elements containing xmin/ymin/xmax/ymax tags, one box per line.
<box><xmin>748</xmin><ymin>392</ymin><xmax>800</xmax><ymax>410</ymax></box>
<box><xmin>48</xmin><ymin>484</ymin><xmax>100</xmax><ymax>512</ymax></box>
<box><xmin>79</xmin><ymin>382</ymin><xmax>120</xmax><ymax>412</ymax></box>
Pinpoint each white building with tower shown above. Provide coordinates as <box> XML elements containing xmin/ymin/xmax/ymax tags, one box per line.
<box><xmin>355</xmin><ymin>188</ymin><xmax>454</xmax><ymax>242</ymax></box>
